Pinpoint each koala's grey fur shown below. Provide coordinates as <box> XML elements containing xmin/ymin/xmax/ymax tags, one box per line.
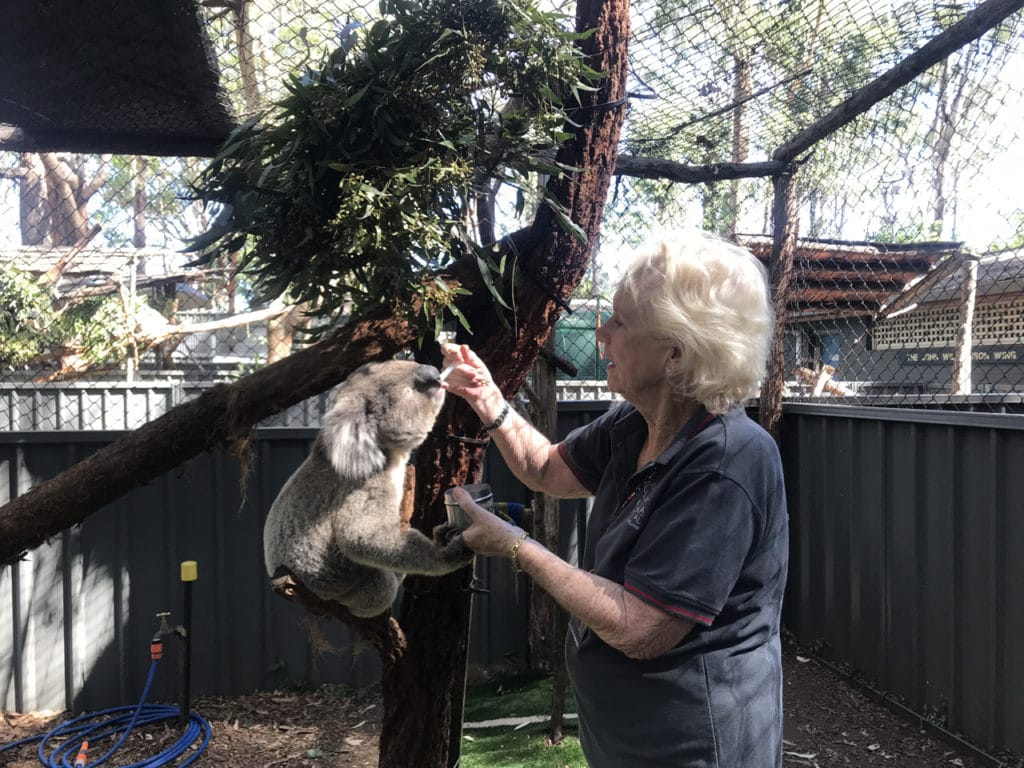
<box><xmin>263</xmin><ymin>359</ymin><xmax>473</xmax><ymax>617</ymax></box>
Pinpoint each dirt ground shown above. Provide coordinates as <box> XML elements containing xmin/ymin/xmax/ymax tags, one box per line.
<box><xmin>0</xmin><ymin>638</ymin><xmax>1001</xmax><ymax>768</ymax></box>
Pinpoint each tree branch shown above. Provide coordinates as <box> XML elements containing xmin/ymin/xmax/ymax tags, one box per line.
<box><xmin>635</xmin><ymin>67</ymin><xmax>812</xmax><ymax>138</ymax></box>
<box><xmin>773</xmin><ymin>0</ymin><xmax>1024</xmax><ymax>162</ymax></box>
<box><xmin>614</xmin><ymin>154</ymin><xmax>784</xmax><ymax>183</ymax></box>
<box><xmin>270</xmin><ymin>567</ymin><xmax>407</xmax><ymax>665</ymax></box>
<box><xmin>0</xmin><ymin>226</ymin><xmax>546</xmax><ymax>565</ymax></box>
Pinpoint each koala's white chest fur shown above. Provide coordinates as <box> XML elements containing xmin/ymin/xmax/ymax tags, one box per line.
<box><xmin>262</xmin><ymin>359</ymin><xmax>472</xmax><ymax>617</ymax></box>
<box><xmin>387</xmin><ymin>456</ymin><xmax>406</xmax><ymax>499</ymax></box>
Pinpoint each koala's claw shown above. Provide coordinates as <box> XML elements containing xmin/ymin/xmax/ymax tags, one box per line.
<box><xmin>433</xmin><ymin>524</ymin><xmax>474</xmax><ymax>566</ymax></box>
<box><xmin>432</xmin><ymin>522</ymin><xmax>462</xmax><ymax>545</ymax></box>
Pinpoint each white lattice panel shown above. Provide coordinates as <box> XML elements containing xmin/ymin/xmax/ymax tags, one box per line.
<box><xmin>874</xmin><ymin>297</ymin><xmax>1024</xmax><ymax>349</ymax></box>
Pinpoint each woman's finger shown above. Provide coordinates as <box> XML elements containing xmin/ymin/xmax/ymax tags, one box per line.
<box><xmin>453</xmin><ymin>487</ymin><xmax>484</xmax><ymax>519</ymax></box>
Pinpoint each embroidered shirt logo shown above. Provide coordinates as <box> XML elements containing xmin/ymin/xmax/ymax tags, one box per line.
<box><xmin>627</xmin><ymin>478</ymin><xmax>657</xmax><ymax>529</ymax></box>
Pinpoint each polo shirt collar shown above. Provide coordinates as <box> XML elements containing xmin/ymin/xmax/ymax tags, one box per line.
<box><xmin>609</xmin><ymin>403</ymin><xmax>714</xmax><ymax>488</ymax></box>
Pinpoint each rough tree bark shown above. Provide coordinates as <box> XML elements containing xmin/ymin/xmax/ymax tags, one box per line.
<box><xmin>758</xmin><ymin>165</ymin><xmax>800</xmax><ymax>440</ymax></box>
<box><xmin>133</xmin><ymin>156</ymin><xmax>148</xmax><ymax>248</ymax></box>
<box><xmin>0</xmin><ymin>152</ymin><xmax>108</xmax><ymax>246</ymax></box>
<box><xmin>40</xmin><ymin>153</ymin><xmax>108</xmax><ymax>246</ymax></box>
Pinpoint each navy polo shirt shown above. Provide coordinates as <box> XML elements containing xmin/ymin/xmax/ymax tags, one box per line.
<box><xmin>559</xmin><ymin>402</ymin><xmax>788</xmax><ymax>768</ymax></box>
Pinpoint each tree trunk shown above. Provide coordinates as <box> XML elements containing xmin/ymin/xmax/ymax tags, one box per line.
<box><xmin>266</xmin><ymin>304</ymin><xmax>309</xmax><ymax>364</ymax></box>
<box><xmin>758</xmin><ymin>166</ymin><xmax>800</xmax><ymax>439</ymax></box>
<box><xmin>727</xmin><ymin>54</ymin><xmax>750</xmax><ymax>238</ymax></box>
<box><xmin>526</xmin><ymin>341</ymin><xmax>560</xmax><ymax>674</ymax></box>
<box><xmin>928</xmin><ymin>45</ymin><xmax>975</xmax><ymax>239</ymax></box>
<box><xmin>19</xmin><ymin>153</ymin><xmax>49</xmax><ymax>245</ymax></box>
<box><xmin>38</xmin><ymin>152</ymin><xmax>107</xmax><ymax>246</ymax></box>
<box><xmin>377</xmin><ymin>0</ymin><xmax>630</xmax><ymax>764</ymax></box>
<box><xmin>526</xmin><ymin>339</ymin><xmax>569</xmax><ymax>743</ymax></box>
<box><xmin>133</xmin><ymin>157</ymin><xmax>148</xmax><ymax>248</ymax></box>
<box><xmin>233</xmin><ymin>0</ymin><xmax>262</xmax><ymax>116</ymax></box>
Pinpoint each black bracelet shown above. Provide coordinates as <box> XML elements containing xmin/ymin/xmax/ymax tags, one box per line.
<box><xmin>481</xmin><ymin>400</ymin><xmax>511</xmax><ymax>431</ymax></box>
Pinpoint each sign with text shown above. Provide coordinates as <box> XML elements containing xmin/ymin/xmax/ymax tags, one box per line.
<box><xmin>899</xmin><ymin>346</ymin><xmax>1024</xmax><ymax>365</ymax></box>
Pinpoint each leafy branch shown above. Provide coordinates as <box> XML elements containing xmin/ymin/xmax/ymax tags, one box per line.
<box><xmin>188</xmin><ymin>0</ymin><xmax>600</xmax><ymax>338</ymax></box>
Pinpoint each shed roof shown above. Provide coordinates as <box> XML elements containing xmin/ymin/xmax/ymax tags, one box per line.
<box><xmin>738</xmin><ymin>235</ymin><xmax>963</xmax><ymax>322</ymax></box>
<box><xmin>917</xmin><ymin>249</ymin><xmax>1024</xmax><ymax>305</ymax></box>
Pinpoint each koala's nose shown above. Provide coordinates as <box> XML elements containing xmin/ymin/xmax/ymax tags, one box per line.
<box><xmin>413</xmin><ymin>364</ymin><xmax>442</xmax><ymax>391</ymax></box>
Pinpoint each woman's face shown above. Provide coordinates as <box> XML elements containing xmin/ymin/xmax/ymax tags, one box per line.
<box><xmin>595</xmin><ymin>292</ymin><xmax>677</xmax><ymax>404</ymax></box>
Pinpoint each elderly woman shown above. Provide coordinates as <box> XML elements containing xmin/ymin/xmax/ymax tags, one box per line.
<box><xmin>443</xmin><ymin>229</ymin><xmax>788</xmax><ymax>768</ymax></box>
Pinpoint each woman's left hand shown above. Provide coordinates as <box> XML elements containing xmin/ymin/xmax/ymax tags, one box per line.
<box><xmin>452</xmin><ymin>487</ymin><xmax>524</xmax><ymax>558</ymax></box>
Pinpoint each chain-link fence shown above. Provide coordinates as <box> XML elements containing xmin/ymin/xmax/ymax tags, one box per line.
<box><xmin>2</xmin><ymin>0</ymin><xmax>1023</xmax><ymax>430</ymax></box>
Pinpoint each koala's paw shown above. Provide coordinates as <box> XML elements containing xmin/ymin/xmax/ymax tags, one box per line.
<box><xmin>433</xmin><ymin>524</ymin><xmax>475</xmax><ymax>567</ymax></box>
<box><xmin>432</xmin><ymin>522</ymin><xmax>461</xmax><ymax>546</ymax></box>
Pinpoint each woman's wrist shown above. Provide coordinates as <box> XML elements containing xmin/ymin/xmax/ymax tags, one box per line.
<box><xmin>481</xmin><ymin>400</ymin><xmax>510</xmax><ymax>431</ymax></box>
<box><xmin>509</xmin><ymin>530</ymin><xmax>530</xmax><ymax>573</ymax></box>
<box><xmin>474</xmin><ymin>389</ymin><xmax>509</xmax><ymax>429</ymax></box>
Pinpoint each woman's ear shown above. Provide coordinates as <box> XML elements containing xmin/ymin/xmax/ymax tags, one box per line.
<box><xmin>665</xmin><ymin>347</ymin><xmax>681</xmax><ymax>376</ymax></box>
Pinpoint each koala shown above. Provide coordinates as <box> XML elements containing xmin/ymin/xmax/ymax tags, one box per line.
<box><xmin>263</xmin><ymin>359</ymin><xmax>473</xmax><ymax>617</ymax></box>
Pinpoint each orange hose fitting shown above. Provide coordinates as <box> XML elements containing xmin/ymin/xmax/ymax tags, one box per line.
<box><xmin>151</xmin><ymin>640</ymin><xmax>163</xmax><ymax>660</ymax></box>
<box><xmin>74</xmin><ymin>739</ymin><xmax>88</xmax><ymax>767</ymax></box>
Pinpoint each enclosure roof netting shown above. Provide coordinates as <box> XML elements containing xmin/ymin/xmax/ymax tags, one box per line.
<box><xmin>0</xmin><ymin>0</ymin><xmax>235</xmax><ymax>156</ymax></box>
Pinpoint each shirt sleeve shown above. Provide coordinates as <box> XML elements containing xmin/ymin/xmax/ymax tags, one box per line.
<box><xmin>558</xmin><ymin>402</ymin><xmax>631</xmax><ymax>494</ymax></box>
<box><xmin>623</xmin><ymin>470</ymin><xmax>762</xmax><ymax>626</ymax></box>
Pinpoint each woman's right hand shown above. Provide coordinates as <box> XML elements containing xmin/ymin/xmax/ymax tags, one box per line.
<box><xmin>440</xmin><ymin>343</ymin><xmax>506</xmax><ymax>419</ymax></box>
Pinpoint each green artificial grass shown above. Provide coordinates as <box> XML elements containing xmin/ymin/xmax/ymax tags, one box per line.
<box><xmin>460</xmin><ymin>720</ymin><xmax>586</xmax><ymax>768</ymax></box>
<box><xmin>463</xmin><ymin>672</ymin><xmax>576</xmax><ymax>722</ymax></box>
<box><xmin>460</xmin><ymin>673</ymin><xmax>586</xmax><ymax>768</ymax></box>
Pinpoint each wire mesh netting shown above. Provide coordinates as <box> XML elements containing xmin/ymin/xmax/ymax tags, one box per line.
<box><xmin>2</xmin><ymin>0</ymin><xmax>1023</xmax><ymax>431</ymax></box>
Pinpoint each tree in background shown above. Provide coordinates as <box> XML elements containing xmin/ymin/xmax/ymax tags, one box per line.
<box><xmin>0</xmin><ymin>152</ymin><xmax>108</xmax><ymax>246</ymax></box>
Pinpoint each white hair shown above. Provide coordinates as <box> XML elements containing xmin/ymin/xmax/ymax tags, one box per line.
<box><xmin>615</xmin><ymin>229</ymin><xmax>773</xmax><ymax>414</ymax></box>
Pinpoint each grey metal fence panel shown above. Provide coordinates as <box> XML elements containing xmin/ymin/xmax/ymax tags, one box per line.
<box><xmin>780</xmin><ymin>404</ymin><xmax>1024</xmax><ymax>757</ymax></box>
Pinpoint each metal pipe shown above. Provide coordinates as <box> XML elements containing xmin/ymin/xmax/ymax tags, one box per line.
<box><xmin>179</xmin><ymin>561</ymin><xmax>198</xmax><ymax>729</ymax></box>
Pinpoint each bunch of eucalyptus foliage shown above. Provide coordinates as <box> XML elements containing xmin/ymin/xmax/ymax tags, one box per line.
<box><xmin>189</xmin><ymin>0</ymin><xmax>599</xmax><ymax>336</ymax></box>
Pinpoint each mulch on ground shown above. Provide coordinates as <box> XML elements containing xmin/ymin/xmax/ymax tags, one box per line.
<box><xmin>1</xmin><ymin>638</ymin><xmax>1002</xmax><ymax>767</ymax></box>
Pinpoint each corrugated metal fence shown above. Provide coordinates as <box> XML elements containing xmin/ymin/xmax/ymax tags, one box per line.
<box><xmin>779</xmin><ymin>404</ymin><xmax>1024</xmax><ymax>756</ymax></box>
<box><xmin>2</xmin><ymin>402</ymin><xmax>1023</xmax><ymax>758</ymax></box>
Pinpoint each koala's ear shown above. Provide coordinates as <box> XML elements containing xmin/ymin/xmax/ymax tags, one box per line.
<box><xmin>319</xmin><ymin>395</ymin><xmax>387</xmax><ymax>481</ymax></box>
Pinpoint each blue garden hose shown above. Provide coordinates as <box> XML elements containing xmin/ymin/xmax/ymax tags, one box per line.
<box><xmin>0</xmin><ymin>649</ymin><xmax>211</xmax><ymax>767</ymax></box>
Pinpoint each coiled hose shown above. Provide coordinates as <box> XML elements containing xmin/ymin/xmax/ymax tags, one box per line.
<box><xmin>0</xmin><ymin>655</ymin><xmax>211</xmax><ymax>767</ymax></box>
